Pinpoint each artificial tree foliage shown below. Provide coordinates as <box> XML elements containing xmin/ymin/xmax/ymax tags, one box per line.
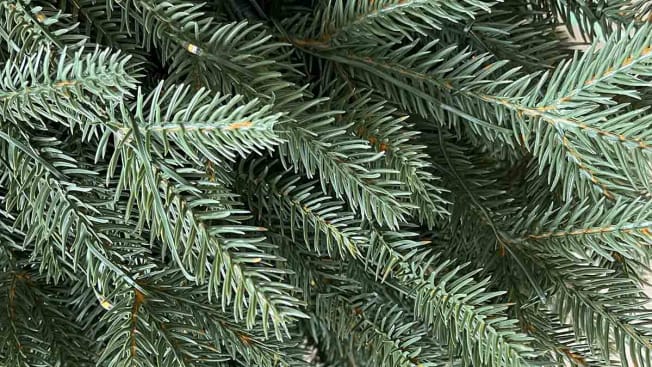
<box><xmin>1</xmin><ymin>0</ymin><xmax>652</xmax><ymax>366</ymax></box>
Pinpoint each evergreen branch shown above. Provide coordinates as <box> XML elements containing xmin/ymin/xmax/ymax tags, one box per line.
<box><xmin>177</xmin><ymin>291</ymin><xmax>312</xmax><ymax>366</ymax></box>
<box><xmin>539</xmin><ymin>0</ymin><xmax>637</xmax><ymax>41</ymax></box>
<box><xmin>407</xmin><ymin>261</ymin><xmax>535</xmax><ymax>367</ymax></box>
<box><xmin>64</xmin><ymin>0</ymin><xmax>148</xmax><ymax>61</ymax></box>
<box><xmin>1</xmin><ymin>270</ymin><xmax>37</xmax><ymax>367</ymax></box>
<box><xmin>293</xmin><ymin>26</ymin><xmax>652</xmax><ymax>198</ymax></box>
<box><xmin>352</xmin><ymin>231</ymin><xmax>536</xmax><ymax>367</ymax></box>
<box><xmin>268</xmin><ymin>230</ymin><xmax>360</xmax><ymax>303</ymax></box>
<box><xmin>426</xmin><ymin>128</ymin><xmax>547</xmax><ymax>301</ymax></box>
<box><xmin>238</xmin><ymin>159</ymin><xmax>426</xmax><ymax>273</ymax></box>
<box><xmin>527</xmin><ymin>222</ymin><xmax>652</xmax><ymax>240</ymax></box>
<box><xmin>516</xmin><ymin>197</ymin><xmax>652</xmax><ymax>260</ymax></box>
<box><xmin>2</xmin><ymin>1</ymin><xmax>652</xmax><ymax>365</ymax></box>
<box><xmin>518</xmin><ymin>303</ymin><xmax>617</xmax><ymax>366</ymax></box>
<box><xmin>315</xmin><ymin>294</ymin><xmax>454</xmax><ymax>367</ymax></box>
<box><xmin>287</xmin><ymin>37</ymin><xmax>523</xmax><ymax>142</ymax></box>
<box><xmin>436</xmin><ymin>3</ymin><xmax>571</xmax><ymax>71</ymax></box>
<box><xmin>0</xmin><ymin>46</ymin><xmax>143</xmax><ymax>287</ymax></box>
<box><xmin>117</xmin><ymin>0</ymin><xmax>415</xmax><ymax>229</ymax></box>
<box><xmin>276</xmin><ymin>233</ymin><xmax>459</xmax><ymax>367</ymax></box>
<box><xmin>115</xmin><ymin>1</ymin><xmax>412</xmax><ymax>229</ymax></box>
<box><xmin>116</xmin><ymin>83</ymin><xmax>285</xmax><ymax>163</ymax></box>
<box><xmin>327</xmin><ymin>89</ymin><xmax>450</xmax><ymax>227</ymax></box>
<box><xmin>307</xmin><ymin>313</ymin><xmax>454</xmax><ymax>367</ymax></box>
<box><xmin>517</xmin><ymin>27</ymin><xmax>652</xmax><ymax>198</ymax></box>
<box><xmin>97</xmin><ymin>269</ymin><xmax>311</xmax><ymax>367</ymax></box>
<box><xmin>279</xmin><ymin>111</ymin><xmax>413</xmax><ymax>229</ymax></box>
<box><xmin>350</xmin><ymin>225</ymin><xmax>536</xmax><ymax>367</ymax></box>
<box><xmin>479</xmin><ymin>97</ymin><xmax>652</xmax><ymax>199</ymax></box>
<box><xmin>237</xmin><ymin>159</ymin><xmax>365</xmax><ymax>258</ymax></box>
<box><xmin>129</xmin><ymin>0</ymin><xmax>236</xmax><ymax>66</ymax></box>
<box><xmin>423</xmin><ymin>130</ymin><xmax>652</xmax><ymax>365</ymax></box>
<box><xmin>263</xmin><ymin>195</ymin><xmax>533</xmax><ymax>367</ymax></box>
<box><xmin>128</xmin><ymin>12</ymin><xmax>414</xmax><ymax>229</ymax></box>
<box><xmin>0</xmin><ymin>266</ymin><xmax>94</xmax><ymax>366</ymax></box>
<box><xmin>119</xmin><ymin>0</ymin><xmax>285</xmax><ymax>97</ymax></box>
<box><xmin>98</xmin><ymin>287</ymin><xmax>232</xmax><ymax>367</ymax></box>
<box><xmin>115</xmin><ymin>0</ymin><xmax>308</xmax><ymax>113</ymax></box>
<box><xmin>246</xmin><ymin>157</ymin><xmax>536</xmax><ymax>366</ymax></box>
<box><xmin>363</xmin><ymin>229</ymin><xmax>431</xmax><ymax>281</ymax></box>
<box><xmin>0</xmin><ymin>46</ymin><xmax>136</xmax><ymax>130</ymax></box>
<box><xmin>524</xmin><ymin>253</ymin><xmax>652</xmax><ymax>367</ymax></box>
<box><xmin>289</xmin><ymin>0</ymin><xmax>496</xmax><ymax>44</ymax></box>
<box><xmin>115</xmin><ymin>119</ymin><xmax>306</xmax><ymax>337</ymax></box>
<box><xmin>136</xmin><ymin>10</ymin><xmax>304</xmax><ymax>111</ymax></box>
<box><xmin>0</xmin><ymin>129</ymin><xmax>143</xmax><ymax>289</ymax></box>
<box><xmin>122</xmin><ymin>163</ymin><xmax>303</xmax><ymax>338</ymax></box>
<box><xmin>538</xmin><ymin>32</ymin><xmax>652</xmax><ymax>109</ymax></box>
<box><xmin>0</xmin><ymin>193</ymin><xmax>67</xmax><ymax>282</ymax></box>
<box><xmin>497</xmin><ymin>25</ymin><xmax>652</xmax><ymax>198</ymax></box>
<box><xmin>246</xmin><ymin>173</ymin><xmax>421</xmax><ymax>286</ymax></box>
<box><xmin>0</xmin><ymin>0</ymin><xmax>84</xmax><ymax>52</ymax></box>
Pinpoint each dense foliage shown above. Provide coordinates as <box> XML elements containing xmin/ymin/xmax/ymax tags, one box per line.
<box><xmin>1</xmin><ymin>0</ymin><xmax>652</xmax><ymax>366</ymax></box>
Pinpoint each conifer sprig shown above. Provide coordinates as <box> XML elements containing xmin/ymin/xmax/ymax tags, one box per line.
<box><xmin>2</xmin><ymin>0</ymin><xmax>652</xmax><ymax>366</ymax></box>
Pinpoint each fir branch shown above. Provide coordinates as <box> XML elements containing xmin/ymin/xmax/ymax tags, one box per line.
<box><xmin>116</xmin><ymin>1</ymin><xmax>412</xmax><ymax>228</ymax></box>
<box><xmin>0</xmin><ymin>0</ymin><xmax>86</xmax><ymax>52</ymax></box>
<box><xmin>315</xmin><ymin>294</ymin><xmax>455</xmax><ymax>367</ymax></box>
<box><xmin>518</xmin><ymin>304</ymin><xmax>616</xmax><ymax>366</ymax></box>
<box><xmin>113</xmin><ymin>148</ymin><xmax>305</xmax><ymax>338</ymax></box>
<box><xmin>278</xmin><ymin>111</ymin><xmax>413</xmax><ymax>229</ymax></box>
<box><xmin>97</xmin><ymin>287</ymin><xmax>232</xmax><ymax>367</ymax></box>
<box><xmin>63</xmin><ymin>0</ymin><xmax>148</xmax><ymax>61</ymax></box>
<box><xmin>327</xmin><ymin>89</ymin><xmax>450</xmax><ymax>227</ymax></box>
<box><xmin>289</xmin><ymin>0</ymin><xmax>496</xmax><ymax>44</ymax></box>
<box><xmin>435</xmin><ymin>2</ymin><xmax>572</xmax><ymax>71</ymax></box>
<box><xmin>0</xmin><ymin>46</ymin><xmax>136</xmax><ymax>131</ymax></box>
<box><xmin>538</xmin><ymin>0</ymin><xmax>637</xmax><ymax>41</ymax></box>
<box><xmin>96</xmin><ymin>268</ymin><xmax>312</xmax><ymax>367</ymax></box>
<box><xmin>516</xmin><ymin>197</ymin><xmax>652</xmax><ymax>260</ymax></box>
<box><xmin>113</xmin><ymin>114</ymin><xmax>307</xmax><ymax>338</ymax></box>
<box><xmin>277</xmin><ymin>233</ymin><xmax>460</xmax><ymax>367</ymax></box>
<box><xmin>0</xmin><ymin>129</ymin><xmax>144</xmax><ymax>288</ymax></box>
<box><xmin>2</xmin><ymin>1</ymin><xmax>652</xmax><ymax>366</ymax></box>
<box><xmin>117</xmin><ymin>1</ymin><xmax>275</xmax><ymax>95</ymax></box>
<box><xmin>237</xmin><ymin>159</ymin><xmax>365</xmax><ymax>258</ymax></box>
<box><xmin>291</xmin><ymin>23</ymin><xmax>652</xmax><ymax>199</ymax></box>
<box><xmin>246</xmin><ymin>169</ymin><xmax>534</xmax><ymax>367</ymax></box>
<box><xmin>115</xmin><ymin>83</ymin><xmax>285</xmax><ymax>162</ymax></box>
<box><xmin>521</xmin><ymin>252</ymin><xmax>652</xmax><ymax>367</ymax></box>
<box><xmin>0</xmin><ymin>265</ymin><xmax>94</xmax><ymax>366</ymax></box>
